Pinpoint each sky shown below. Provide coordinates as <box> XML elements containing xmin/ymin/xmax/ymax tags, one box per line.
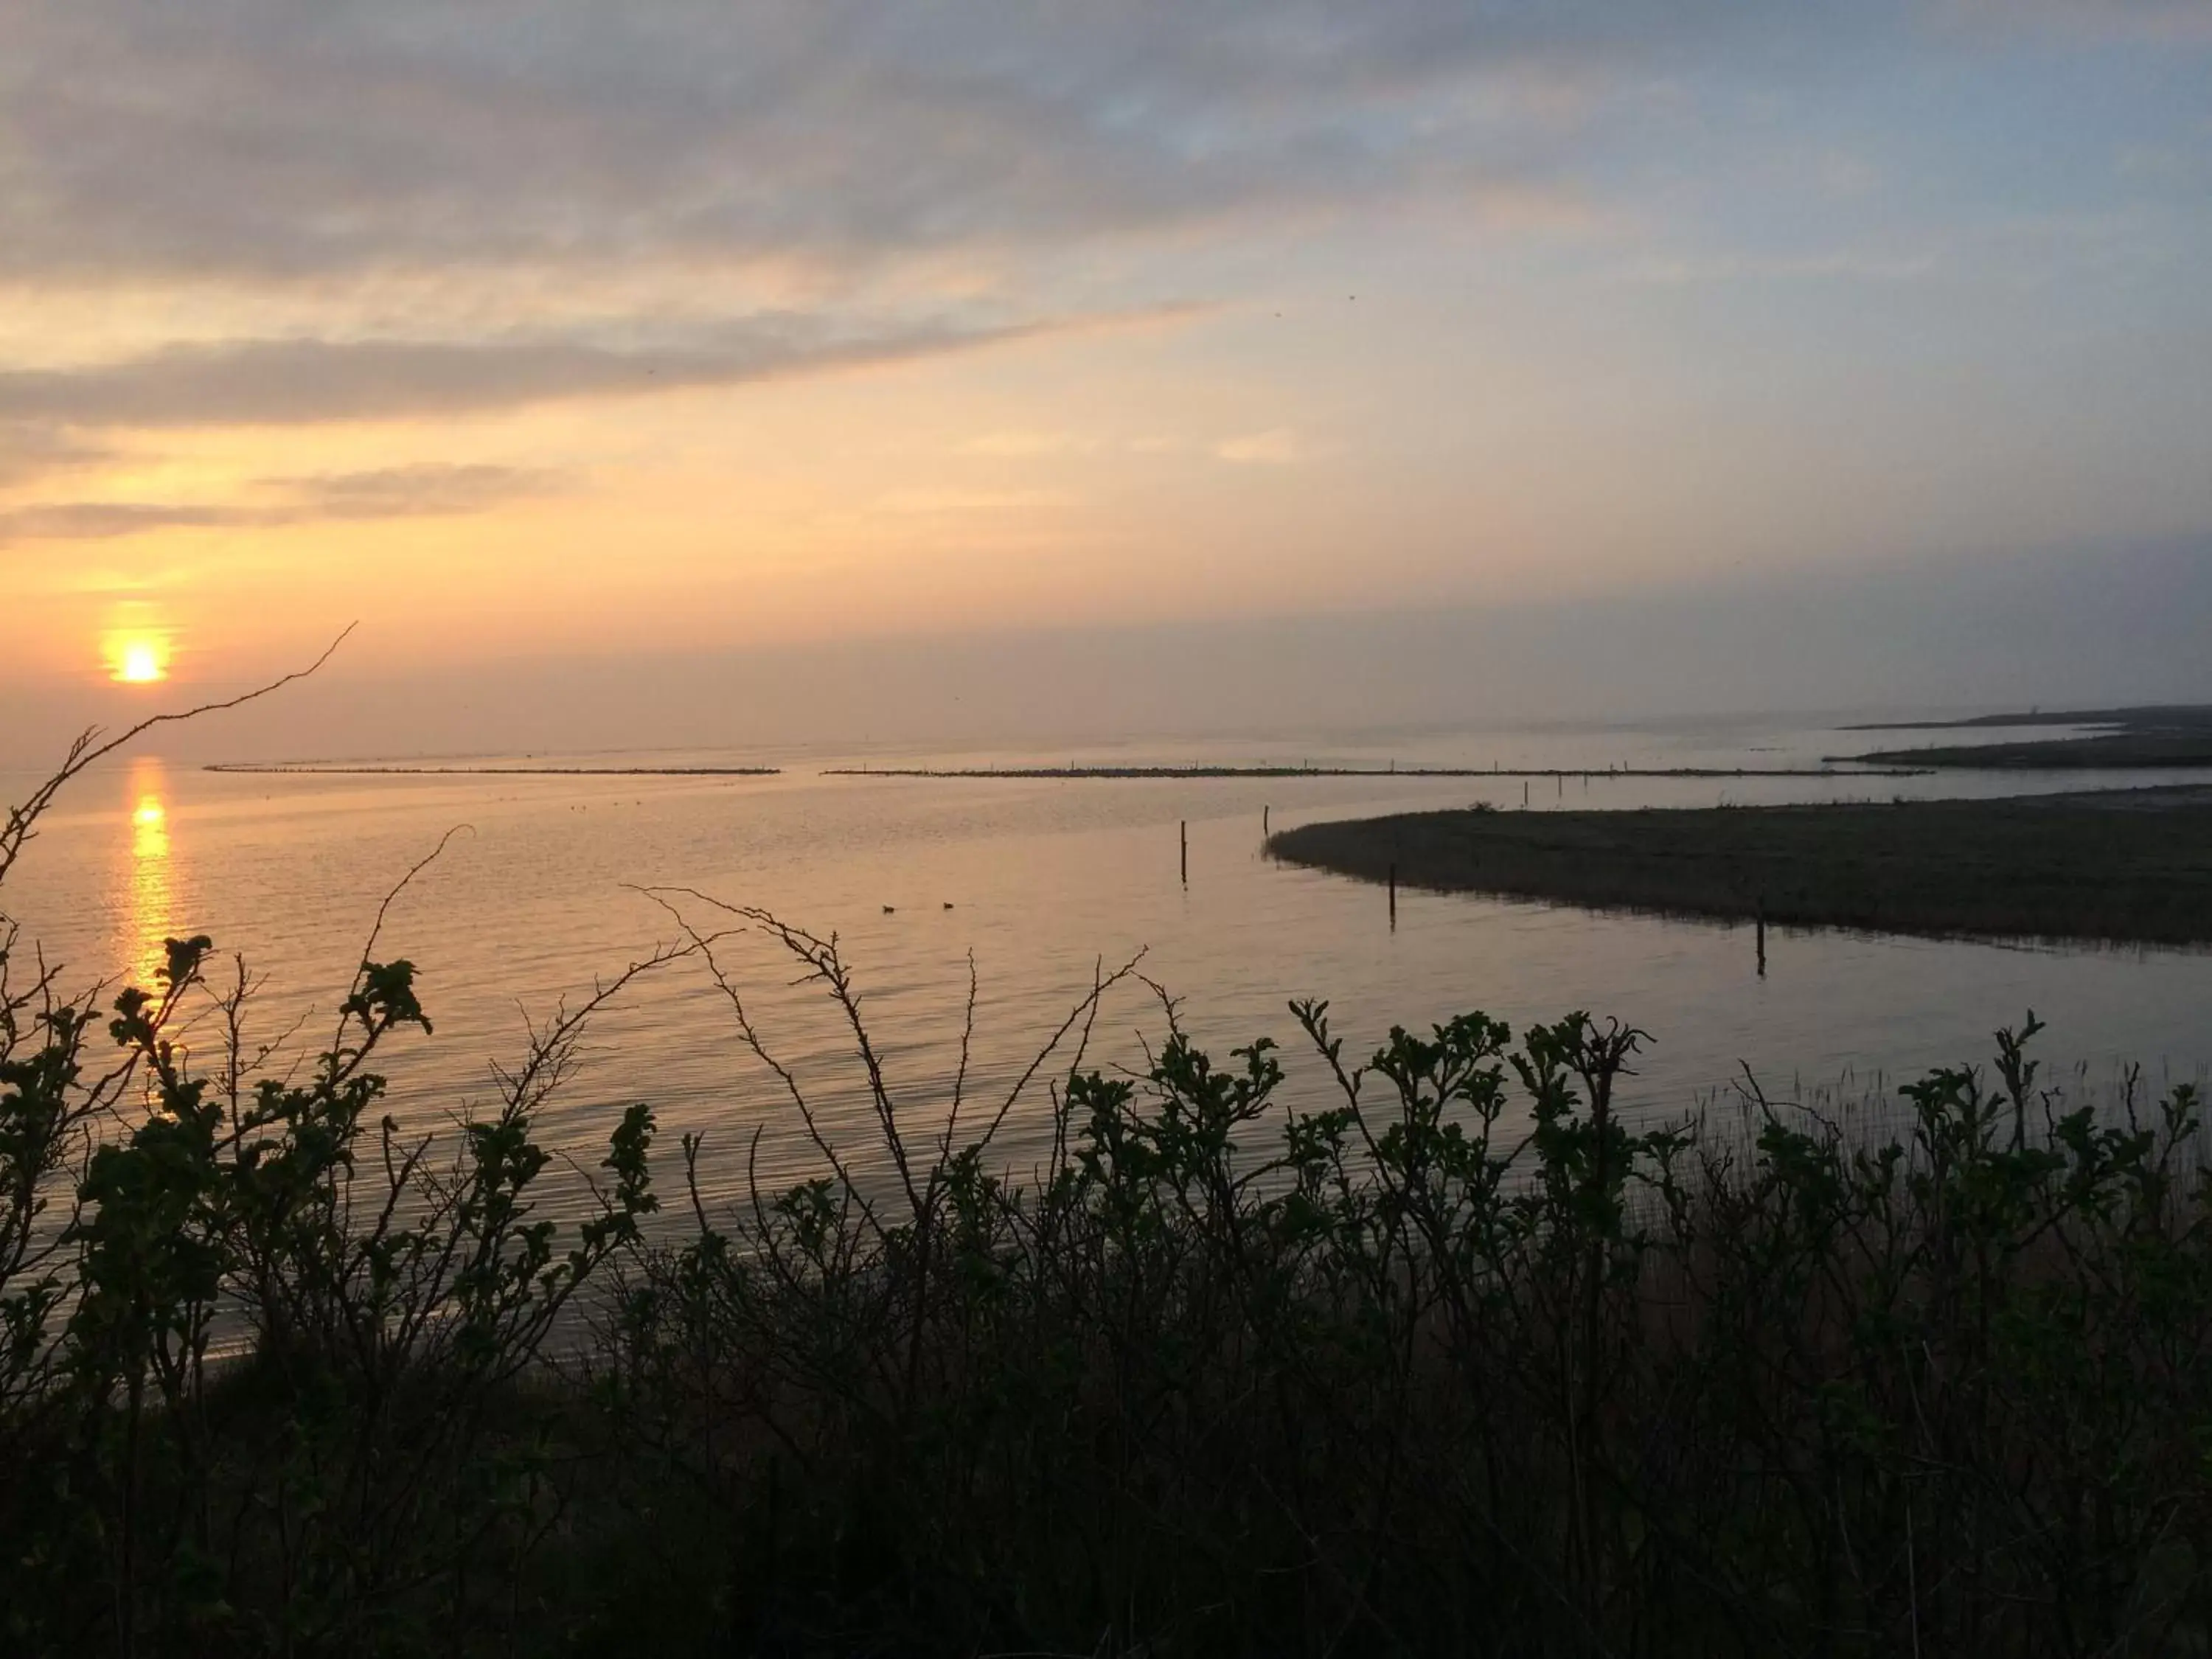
<box><xmin>4</xmin><ymin>0</ymin><xmax>2211</xmax><ymax>754</ymax></box>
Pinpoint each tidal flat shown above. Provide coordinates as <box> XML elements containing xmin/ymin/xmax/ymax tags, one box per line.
<box><xmin>1837</xmin><ymin>703</ymin><xmax>2212</xmax><ymax>769</ymax></box>
<box><xmin>1268</xmin><ymin>785</ymin><xmax>2212</xmax><ymax>945</ymax></box>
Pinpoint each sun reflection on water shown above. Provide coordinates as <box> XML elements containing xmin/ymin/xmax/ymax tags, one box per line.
<box><xmin>123</xmin><ymin>757</ymin><xmax>173</xmax><ymax>991</ymax></box>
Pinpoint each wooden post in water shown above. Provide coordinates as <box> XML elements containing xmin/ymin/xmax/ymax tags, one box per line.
<box><xmin>1263</xmin><ymin>804</ymin><xmax>1270</xmax><ymax>837</ymax></box>
<box><xmin>1756</xmin><ymin>897</ymin><xmax>1767</xmax><ymax>977</ymax></box>
<box><xmin>1388</xmin><ymin>862</ymin><xmax>1398</xmax><ymax>931</ymax></box>
<box><xmin>1523</xmin><ymin>780</ymin><xmax>1530</xmax><ymax>809</ymax></box>
<box><xmin>1180</xmin><ymin>820</ymin><xmax>1188</xmax><ymax>887</ymax></box>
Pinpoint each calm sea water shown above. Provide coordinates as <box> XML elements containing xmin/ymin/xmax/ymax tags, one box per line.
<box><xmin>6</xmin><ymin>714</ymin><xmax>2208</xmax><ymax>1214</ymax></box>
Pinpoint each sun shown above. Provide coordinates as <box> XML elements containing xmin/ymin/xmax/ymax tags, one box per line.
<box><xmin>107</xmin><ymin>633</ymin><xmax>170</xmax><ymax>684</ymax></box>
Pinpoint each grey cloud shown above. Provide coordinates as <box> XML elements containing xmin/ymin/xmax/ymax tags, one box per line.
<box><xmin>269</xmin><ymin>463</ymin><xmax>563</xmax><ymax>518</ymax></box>
<box><xmin>0</xmin><ymin>423</ymin><xmax>111</xmax><ymax>490</ymax></box>
<box><xmin>1944</xmin><ymin>0</ymin><xmax>2212</xmax><ymax>40</ymax></box>
<box><xmin>0</xmin><ymin>463</ymin><xmax>559</xmax><ymax>547</ymax></box>
<box><xmin>0</xmin><ymin>314</ymin><xmax>1061</xmax><ymax>428</ymax></box>
<box><xmin>0</xmin><ymin>502</ymin><xmax>257</xmax><ymax>544</ymax></box>
<box><xmin>0</xmin><ymin>1</ymin><xmax>1805</xmax><ymax>285</ymax></box>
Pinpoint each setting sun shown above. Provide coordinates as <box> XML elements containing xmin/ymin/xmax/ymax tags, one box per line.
<box><xmin>108</xmin><ymin>635</ymin><xmax>170</xmax><ymax>684</ymax></box>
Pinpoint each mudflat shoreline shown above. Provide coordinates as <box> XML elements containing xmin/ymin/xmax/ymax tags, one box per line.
<box><xmin>206</xmin><ymin>764</ymin><xmax>781</xmax><ymax>777</ymax></box>
<box><xmin>821</xmin><ymin>765</ymin><xmax>1923</xmax><ymax>780</ymax></box>
<box><xmin>1267</xmin><ymin>785</ymin><xmax>2212</xmax><ymax>946</ymax></box>
<box><xmin>1837</xmin><ymin>733</ymin><xmax>2212</xmax><ymax>769</ymax></box>
<box><xmin>1835</xmin><ymin>704</ymin><xmax>2212</xmax><ymax>770</ymax></box>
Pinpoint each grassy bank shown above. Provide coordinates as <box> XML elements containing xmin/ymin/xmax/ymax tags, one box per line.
<box><xmin>1842</xmin><ymin>731</ymin><xmax>2212</xmax><ymax>768</ymax></box>
<box><xmin>1838</xmin><ymin>704</ymin><xmax>2212</xmax><ymax>769</ymax></box>
<box><xmin>1267</xmin><ymin>785</ymin><xmax>2212</xmax><ymax>945</ymax></box>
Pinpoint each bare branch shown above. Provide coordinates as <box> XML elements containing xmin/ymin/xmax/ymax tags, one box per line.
<box><xmin>330</xmin><ymin>822</ymin><xmax>474</xmax><ymax>1059</ymax></box>
<box><xmin>967</xmin><ymin>948</ymin><xmax>1147</xmax><ymax>1166</ymax></box>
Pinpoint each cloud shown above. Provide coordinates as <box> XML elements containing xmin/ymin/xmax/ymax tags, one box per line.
<box><xmin>271</xmin><ymin>463</ymin><xmax>563</xmax><ymax>518</ymax></box>
<box><xmin>0</xmin><ymin>423</ymin><xmax>111</xmax><ymax>490</ymax></box>
<box><xmin>0</xmin><ymin>463</ymin><xmax>559</xmax><ymax>547</ymax></box>
<box><xmin>1616</xmin><ymin>249</ymin><xmax>1940</xmax><ymax>285</ymax></box>
<box><xmin>0</xmin><ymin>311</ymin><xmax>1150</xmax><ymax>430</ymax></box>
<box><xmin>0</xmin><ymin>2</ymin><xmax>1701</xmax><ymax>290</ymax></box>
<box><xmin>1214</xmin><ymin>428</ymin><xmax>1305</xmax><ymax>465</ymax></box>
<box><xmin>0</xmin><ymin>502</ymin><xmax>255</xmax><ymax>544</ymax></box>
<box><xmin>877</xmin><ymin>488</ymin><xmax>1077</xmax><ymax>513</ymax></box>
<box><xmin>961</xmin><ymin>431</ymin><xmax>1105</xmax><ymax>457</ymax></box>
<box><xmin>1939</xmin><ymin>0</ymin><xmax>2212</xmax><ymax>42</ymax></box>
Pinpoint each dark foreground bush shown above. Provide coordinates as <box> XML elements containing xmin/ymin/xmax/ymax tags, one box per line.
<box><xmin>0</xmin><ymin>921</ymin><xmax>672</xmax><ymax>1655</ymax></box>
<box><xmin>602</xmin><ymin>908</ymin><xmax>2212</xmax><ymax>1658</ymax></box>
<box><xmin>4</xmin><ymin>903</ymin><xmax>2208</xmax><ymax>1657</ymax></box>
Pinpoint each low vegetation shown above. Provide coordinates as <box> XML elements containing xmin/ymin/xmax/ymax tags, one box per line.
<box><xmin>1839</xmin><ymin>704</ymin><xmax>2212</xmax><ymax>769</ymax></box>
<box><xmin>1268</xmin><ymin>785</ymin><xmax>2212</xmax><ymax>945</ymax></box>
<box><xmin>7</xmin><ymin>922</ymin><xmax>2212</xmax><ymax>1652</ymax></box>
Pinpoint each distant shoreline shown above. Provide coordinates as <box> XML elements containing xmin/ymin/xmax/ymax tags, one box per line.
<box><xmin>1838</xmin><ymin>703</ymin><xmax>2212</xmax><ymax>733</ymax></box>
<box><xmin>1267</xmin><ymin>785</ymin><xmax>2212</xmax><ymax>946</ymax></box>
<box><xmin>204</xmin><ymin>761</ymin><xmax>1930</xmax><ymax>782</ymax></box>
<box><xmin>821</xmin><ymin>764</ymin><xmax>1929</xmax><ymax>780</ymax></box>
<box><xmin>205</xmin><ymin>764</ymin><xmax>782</xmax><ymax>777</ymax></box>
<box><xmin>1834</xmin><ymin>703</ymin><xmax>2212</xmax><ymax>770</ymax></box>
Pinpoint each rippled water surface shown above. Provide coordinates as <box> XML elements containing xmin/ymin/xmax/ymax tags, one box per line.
<box><xmin>7</xmin><ymin>715</ymin><xmax>2208</xmax><ymax>1211</ymax></box>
